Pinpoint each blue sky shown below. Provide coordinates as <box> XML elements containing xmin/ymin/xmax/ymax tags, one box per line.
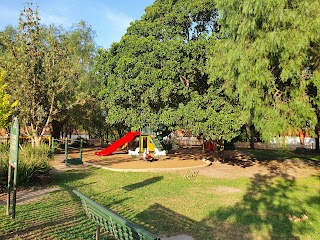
<box><xmin>0</xmin><ymin>0</ymin><xmax>155</xmax><ymax>49</ymax></box>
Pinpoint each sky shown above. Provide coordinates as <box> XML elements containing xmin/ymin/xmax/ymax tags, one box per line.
<box><xmin>0</xmin><ymin>0</ymin><xmax>155</xmax><ymax>49</ymax></box>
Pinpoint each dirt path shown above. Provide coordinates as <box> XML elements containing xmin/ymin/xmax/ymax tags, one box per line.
<box><xmin>0</xmin><ymin>187</ymin><xmax>60</xmax><ymax>206</ymax></box>
<box><xmin>198</xmin><ymin>149</ymin><xmax>320</xmax><ymax>179</ymax></box>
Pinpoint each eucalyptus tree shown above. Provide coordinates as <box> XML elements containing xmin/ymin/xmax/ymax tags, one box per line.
<box><xmin>208</xmin><ymin>0</ymin><xmax>320</xmax><ymax>143</ymax></box>
<box><xmin>0</xmin><ymin>5</ymin><xmax>63</xmax><ymax>146</ymax></box>
<box><xmin>50</xmin><ymin>21</ymin><xmax>98</xmax><ymax>139</ymax></box>
<box><xmin>0</xmin><ymin>4</ymin><xmax>97</xmax><ymax>145</ymax></box>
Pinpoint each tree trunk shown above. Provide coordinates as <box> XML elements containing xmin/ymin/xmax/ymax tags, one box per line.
<box><xmin>299</xmin><ymin>129</ymin><xmax>305</xmax><ymax>146</ymax></box>
<box><xmin>315</xmin><ymin>121</ymin><xmax>319</xmax><ymax>150</ymax></box>
<box><xmin>202</xmin><ymin>139</ymin><xmax>205</xmax><ymax>159</ymax></box>
<box><xmin>315</xmin><ymin>129</ymin><xmax>319</xmax><ymax>150</ymax></box>
<box><xmin>33</xmin><ymin>134</ymin><xmax>42</xmax><ymax>148</ymax></box>
<box><xmin>51</xmin><ymin>120</ymin><xmax>65</xmax><ymax>139</ymax></box>
<box><xmin>250</xmin><ymin>125</ymin><xmax>255</xmax><ymax>149</ymax></box>
<box><xmin>246</xmin><ymin>124</ymin><xmax>255</xmax><ymax>149</ymax></box>
<box><xmin>315</xmin><ymin>111</ymin><xmax>320</xmax><ymax>151</ymax></box>
<box><xmin>219</xmin><ymin>139</ymin><xmax>224</xmax><ymax>161</ymax></box>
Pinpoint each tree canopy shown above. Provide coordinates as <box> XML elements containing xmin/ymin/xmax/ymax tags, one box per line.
<box><xmin>208</xmin><ymin>0</ymin><xmax>320</xmax><ymax>141</ymax></box>
<box><xmin>95</xmin><ymin>0</ymin><xmax>245</xmax><ymax>140</ymax></box>
<box><xmin>0</xmin><ymin>3</ymin><xmax>97</xmax><ymax>145</ymax></box>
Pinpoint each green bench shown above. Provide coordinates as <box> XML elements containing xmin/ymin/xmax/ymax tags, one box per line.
<box><xmin>73</xmin><ymin>190</ymin><xmax>160</xmax><ymax>240</ymax></box>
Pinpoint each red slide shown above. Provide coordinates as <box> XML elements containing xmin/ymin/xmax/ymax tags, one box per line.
<box><xmin>95</xmin><ymin>131</ymin><xmax>140</xmax><ymax>156</ymax></box>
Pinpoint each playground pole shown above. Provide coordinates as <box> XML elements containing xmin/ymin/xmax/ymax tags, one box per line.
<box><xmin>80</xmin><ymin>139</ymin><xmax>83</xmax><ymax>162</ymax></box>
<box><xmin>48</xmin><ymin>137</ymin><xmax>51</xmax><ymax>150</ymax></box>
<box><xmin>202</xmin><ymin>139</ymin><xmax>205</xmax><ymax>159</ymax></box>
<box><xmin>65</xmin><ymin>137</ymin><xmax>68</xmax><ymax>165</ymax></box>
<box><xmin>51</xmin><ymin>137</ymin><xmax>55</xmax><ymax>156</ymax></box>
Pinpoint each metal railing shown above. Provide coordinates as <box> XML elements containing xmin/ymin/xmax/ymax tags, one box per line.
<box><xmin>51</xmin><ymin>137</ymin><xmax>83</xmax><ymax>165</ymax></box>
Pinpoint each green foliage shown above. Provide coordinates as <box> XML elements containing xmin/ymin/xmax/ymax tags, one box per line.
<box><xmin>163</xmin><ymin>90</ymin><xmax>246</xmax><ymax>141</ymax></box>
<box><xmin>0</xmin><ymin>144</ymin><xmax>51</xmax><ymax>186</ymax></box>
<box><xmin>0</xmin><ymin>70</ymin><xmax>17</xmax><ymax>129</ymax></box>
<box><xmin>208</xmin><ymin>0</ymin><xmax>320</xmax><ymax>141</ymax></box>
<box><xmin>54</xmin><ymin>21</ymin><xmax>100</xmax><ymax>138</ymax></box>
<box><xmin>96</xmin><ymin>0</ymin><xmax>243</xmax><ymax>140</ymax></box>
<box><xmin>0</xmin><ymin>4</ymin><xmax>97</xmax><ymax>145</ymax></box>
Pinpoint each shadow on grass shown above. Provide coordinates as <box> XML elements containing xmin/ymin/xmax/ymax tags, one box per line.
<box><xmin>135</xmin><ymin>203</ymin><xmax>212</xmax><ymax>239</ymax></box>
<box><xmin>1</xmin><ymin>167</ymin><xmax>127</xmax><ymax>239</ymax></box>
<box><xmin>0</xmin><ymin>187</ymin><xmax>98</xmax><ymax>239</ymax></box>
<box><xmin>51</xmin><ymin>167</ymin><xmax>99</xmax><ymax>204</ymax></box>
<box><xmin>203</xmin><ymin>173</ymin><xmax>313</xmax><ymax>239</ymax></box>
<box><xmin>123</xmin><ymin>176</ymin><xmax>164</xmax><ymax>191</ymax></box>
<box><xmin>135</xmin><ymin>173</ymin><xmax>316</xmax><ymax>239</ymax></box>
<box><xmin>1</xmin><ymin>213</ymin><xmax>94</xmax><ymax>239</ymax></box>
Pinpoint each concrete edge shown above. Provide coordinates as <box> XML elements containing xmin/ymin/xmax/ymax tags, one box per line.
<box><xmin>84</xmin><ymin>159</ymin><xmax>212</xmax><ymax>173</ymax></box>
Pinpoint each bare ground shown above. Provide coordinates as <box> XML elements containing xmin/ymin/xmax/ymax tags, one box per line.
<box><xmin>53</xmin><ymin>146</ymin><xmax>320</xmax><ymax>179</ymax></box>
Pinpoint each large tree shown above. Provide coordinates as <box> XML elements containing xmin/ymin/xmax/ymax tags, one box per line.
<box><xmin>208</xmin><ymin>0</ymin><xmax>320</xmax><ymax>142</ymax></box>
<box><xmin>49</xmin><ymin>21</ymin><xmax>98</xmax><ymax>139</ymax></box>
<box><xmin>0</xmin><ymin>4</ymin><xmax>97</xmax><ymax>145</ymax></box>
<box><xmin>96</xmin><ymin>0</ymin><xmax>244</xmax><ymax>140</ymax></box>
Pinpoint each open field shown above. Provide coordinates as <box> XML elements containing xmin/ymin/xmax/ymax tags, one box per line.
<box><xmin>1</xmin><ymin>147</ymin><xmax>319</xmax><ymax>239</ymax></box>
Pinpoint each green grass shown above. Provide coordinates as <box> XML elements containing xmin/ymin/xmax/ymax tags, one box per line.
<box><xmin>1</xmin><ymin>165</ymin><xmax>319</xmax><ymax>239</ymax></box>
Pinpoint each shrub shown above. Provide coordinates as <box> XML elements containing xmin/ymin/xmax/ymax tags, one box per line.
<box><xmin>0</xmin><ymin>143</ymin><xmax>52</xmax><ymax>187</ymax></box>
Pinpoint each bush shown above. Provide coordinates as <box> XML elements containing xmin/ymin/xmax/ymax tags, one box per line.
<box><xmin>0</xmin><ymin>143</ymin><xmax>52</xmax><ymax>187</ymax></box>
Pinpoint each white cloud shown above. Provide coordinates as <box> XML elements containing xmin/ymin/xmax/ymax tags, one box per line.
<box><xmin>104</xmin><ymin>9</ymin><xmax>134</xmax><ymax>33</ymax></box>
<box><xmin>39</xmin><ymin>11</ymin><xmax>72</xmax><ymax>27</ymax></box>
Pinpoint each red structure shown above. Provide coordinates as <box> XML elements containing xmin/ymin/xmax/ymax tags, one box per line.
<box><xmin>95</xmin><ymin>131</ymin><xmax>140</xmax><ymax>156</ymax></box>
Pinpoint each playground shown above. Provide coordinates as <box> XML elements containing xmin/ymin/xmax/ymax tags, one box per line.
<box><xmin>71</xmin><ymin>147</ymin><xmax>210</xmax><ymax>171</ymax></box>
<box><xmin>47</xmin><ymin>129</ymin><xmax>320</xmax><ymax>178</ymax></box>
<box><xmin>53</xmin><ymin>145</ymin><xmax>320</xmax><ymax>179</ymax></box>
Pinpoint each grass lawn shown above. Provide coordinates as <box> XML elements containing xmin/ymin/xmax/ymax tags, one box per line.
<box><xmin>1</xmin><ymin>163</ymin><xmax>319</xmax><ymax>239</ymax></box>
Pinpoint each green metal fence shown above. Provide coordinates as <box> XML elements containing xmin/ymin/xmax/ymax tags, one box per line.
<box><xmin>51</xmin><ymin>138</ymin><xmax>83</xmax><ymax>165</ymax></box>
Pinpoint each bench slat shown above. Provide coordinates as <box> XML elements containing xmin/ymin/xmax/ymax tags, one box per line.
<box><xmin>73</xmin><ymin>190</ymin><xmax>160</xmax><ymax>240</ymax></box>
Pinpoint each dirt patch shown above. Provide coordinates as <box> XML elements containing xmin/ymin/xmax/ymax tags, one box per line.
<box><xmin>0</xmin><ymin>187</ymin><xmax>60</xmax><ymax>206</ymax></box>
<box><xmin>215</xmin><ymin>186</ymin><xmax>242</xmax><ymax>193</ymax></box>
<box><xmin>53</xmin><ymin>147</ymin><xmax>211</xmax><ymax>172</ymax></box>
<box><xmin>51</xmin><ymin>147</ymin><xmax>320</xmax><ymax>179</ymax></box>
<box><xmin>197</xmin><ymin>150</ymin><xmax>319</xmax><ymax>179</ymax></box>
